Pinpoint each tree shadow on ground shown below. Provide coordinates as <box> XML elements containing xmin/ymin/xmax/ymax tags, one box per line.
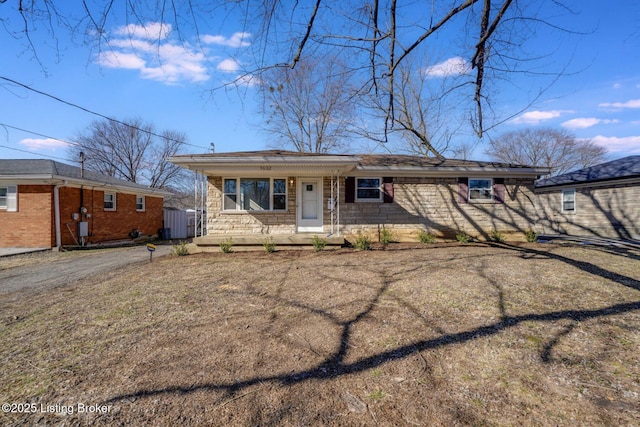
<box><xmin>103</xmin><ymin>244</ymin><xmax>640</xmax><ymax>408</ymax></box>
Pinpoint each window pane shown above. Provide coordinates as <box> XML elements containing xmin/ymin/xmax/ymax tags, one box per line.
<box><xmin>273</xmin><ymin>194</ymin><xmax>286</xmax><ymax>210</ymax></box>
<box><xmin>358</xmin><ymin>178</ymin><xmax>380</xmax><ymax>188</ymax></box>
<box><xmin>224</xmin><ymin>179</ymin><xmax>236</xmax><ymax>194</ymax></box>
<box><xmin>469</xmin><ymin>179</ymin><xmax>492</xmax><ymax>200</ymax></box>
<box><xmin>0</xmin><ymin>187</ymin><xmax>6</xmax><ymax>208</ymax></box>
<box><xmin>0</xmin><ymin>188</ymin><xmax>6</xmax><ymax>197</ymax></box>
<box><xmin>224</xmin><ymin>195</ymin><xmax>237</xmax><ymax>210</ymax></box>
<box><xmin>357</xmin><ymin>189</ymin><xmax>380</xmax><ymax>199</ymax></box>
<box><xmin>241</xmin><ymin>178</ymin><xmax>270</xmax><ymax>210</ymax></box>
<box><xmin>273</xmin><ymin>179</ymin><xmax>286</xmax><ymax>194</ymax></box>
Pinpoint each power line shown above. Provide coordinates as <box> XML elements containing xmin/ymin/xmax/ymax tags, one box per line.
<box><xmin>0</xmin><ymin>144</ymin><xmax>70</xmax><ymax>162</ymax></box>
<box><xmin>0</xmin><ymin>122</ymin><xmax>78</xmax><ymax>147</ymax></box>
<box><xmin>0</xmin><ymin>75</ymin><xmax>209</xmax><ymax>151</ymax></box>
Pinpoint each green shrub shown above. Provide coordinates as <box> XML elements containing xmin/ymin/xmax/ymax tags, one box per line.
<box><xmin>354</xmin><ymin>235</ymin><xmax>372</xmax><ymax>251</ymax></box>
<box><xmin>417</xmin><ymin>230</ymin><xmax>436</xmax><ymax>244</ymax></box>
<box><xmin>489</xmin><ymin>229</ymin><xmax>506</xmax><ymax>243</ymax></box>
<box><xmin>263</xmin><ymin>237</ymin><xmax>276</xmax><ymax>253</ymax></box>
<box><xmin>311</xmin><ymin>235</ymin><xmax>327</xmax><ymax>252</ymax></box>
<box><xmin>455</xmin><ymin>231</ymin><xmax>471</xmax><ymax>243</ymax></box>
<box><xmin>379</xmin><ymin>227</ymin><xmax>395</xmax><ymax>246</ymax></box>
<box><xmin>219</xmin><ymin>238</ymin><xmax>234</xmax><ymax>253</ymax></box>
<box><xmin>525</xmin><ymin>229</ymin><xmax>538</xmax><ymax>243</ymax></box>
<box><xmin>172</xmin><ymin>241</ymin><xmax>189</xmax><ymax>256</ymax></box>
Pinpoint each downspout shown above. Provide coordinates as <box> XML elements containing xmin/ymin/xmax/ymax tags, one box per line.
<box><xmin>54</xmin><ymin>180</ymin><xmax>68</xmax><ymax>250</ymax></box>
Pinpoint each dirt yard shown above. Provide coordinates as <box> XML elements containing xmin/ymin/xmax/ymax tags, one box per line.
<box><xmin>1</xmin><ymin>242</ymin><xmax>638</xmax><ymax>426</ymax></box>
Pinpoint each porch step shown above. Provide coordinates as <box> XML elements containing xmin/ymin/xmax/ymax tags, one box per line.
<box><xmin>191</xmin><ymin>234</ymin><xmax>345</xmax><ymax>252</ymax></box>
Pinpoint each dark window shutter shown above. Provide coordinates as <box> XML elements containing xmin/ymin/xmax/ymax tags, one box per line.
<box><xmin>345</xmin><ymin>177</ymin><xmax>355</xmax><ymax>203</ymax></box>
<box><xmin>382</xmin><ymin>177</ymin><xmax>394</xmax><ymax>203</ymax></box>
<box><xmin>458</xmin><ymin>177</ymin><xmax>468</xmax><ymax>204</ymax></box>
<box><xmin>493</xmin><ymin>178</ymin><xmax>505</xmax><ymax>203</ymax></box>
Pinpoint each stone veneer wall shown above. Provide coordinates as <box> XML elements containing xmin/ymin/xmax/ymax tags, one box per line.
<box><xmin>536</xmin><ymin>183</ymin><xmax>639</xmax><ymax>239</ymax></box>
<box><xmin>340</xmin><ymin>176</ymin><xmax>538</xmax><ymax>241</ymax></box>
<box><xmin>206</xmin><ymin>175</ymin><xmax>538</xmax><ymax>241</ymax></box>
<box><xmin>206</xmin><ymin>176</ymin><xmax>298</xmax><ymax>234</ymax></box>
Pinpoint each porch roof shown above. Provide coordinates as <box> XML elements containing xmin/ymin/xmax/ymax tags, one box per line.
<box><xmin>168</xmin><ymin>150</ymin><xmax>550</xmax><ymax>177</ymax></box>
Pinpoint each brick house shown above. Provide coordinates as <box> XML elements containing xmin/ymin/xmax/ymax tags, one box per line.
<box><xmin>0</xmin><ymin>159</ymin><xmax>171</xmax><ymax>248</ymax></box>
<box><xmin>169</xmin><ymin>150</ymin><xmax>549</xmax><ymax>246</ymax></box>
<box><xmin>535</xmin><ymin>156</ymin><xmax>640</xmax><ymax>240</ymax></box>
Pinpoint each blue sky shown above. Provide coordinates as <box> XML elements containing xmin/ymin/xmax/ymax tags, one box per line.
<box><xmin>0</xmin><ymin>1</ymin><xmax>639</xmax><ymax>164</ymax></box>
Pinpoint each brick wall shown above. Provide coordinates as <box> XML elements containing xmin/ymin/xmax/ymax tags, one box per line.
<box><xmin>0</xmin><ymin>185</ymin><xmax>54</xmax><ymax>248</ymax></box>
<box><xmin>58</xmin><ymin>187</ymin><xmax>164</xmax><ymax>245</ymax></box>
<box><xmin>536</xmin><ymin>183</ymin><xmax>640</xmax><ymax>239</ymax></box>
<box><xmin>204</xmin><ymin>175</ymin><xmax>538</xmax><ymax>241</ymax></box>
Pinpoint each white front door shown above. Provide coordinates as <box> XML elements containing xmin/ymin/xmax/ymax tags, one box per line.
<box><xmin>297</xmin><ymin>178</ymin><xmax>323</xmax><ymax>232</ymax></box>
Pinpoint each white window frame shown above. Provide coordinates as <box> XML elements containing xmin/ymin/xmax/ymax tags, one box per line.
<box><xmin>0</xmin><ymin>185</ymin><xmax>18</xmax><ymax>212</ymax></box>
<box><xmin>104</xmin><ymin>192</ymin><xmax>116</xmax><ymax>211</ymax></box>
<box><xmin>468</xmin><ymin>178</ymin><xmax>493</xmax><ymax>202</ymax></box>
<box><xmin>355</xmin><ymin>177</ymin><xmax>382</xmax><ymax>202</ymax></box>
<box><xmin>562</xmin><ymin>188</ymin><xmax>576</xmax><ymax>213</ymax></box>
<box><xmin>136</xmin><ymin>195</ymin><xmax>145</xmax><ymax>212</ymax></box>
<box><xmin>222</xmin><ymin>177</ymin><xmax>288</xmax><ymax>212</ymax></box>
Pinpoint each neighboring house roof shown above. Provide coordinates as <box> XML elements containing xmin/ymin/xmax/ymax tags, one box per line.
<box><xmin>169</xmin><ymin>150</ymin><xmax>550</xmax><ymax>177</ymax></box>
<box><xmin>0</xmin><ymin>159</ymin><xmax>171</xmax><ymax>197</ymax></box>
<box><xmin>535</xmin><ymin>156</ymin><xmax>640</xmax><ymax>189</ymax></box>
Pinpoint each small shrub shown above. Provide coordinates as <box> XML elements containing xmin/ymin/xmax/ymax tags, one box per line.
<box><xmin>379</xmin><ymin>227</ymin><xmax>395</xmax><ymax>246</ymax></box>
<box><xmin>368</xmin><ymin>389</ymin><xmax>387</xmax><ymax>400</ymax></box>
<box><xmin>455</xmin><ymin>231</ymin><xmax>471</xmax><ymax>243</ymax></box>
<box><xmin>417</xmin><ymin>230</ymin><xmax>436</xmax><ymax>244</ymax></box>
<box><xmin>354</xmin><ymin>235</ymin><xmax>372</xmax><ymax>251</ymax></box>
<box><xmin>525</xmin><ymin>229</ymin><xmax>538</xmax><ymax>243</ymax></box>
<box><xmin>311</xmin><ymin>235</ymin><xmax>327</xmax><ymax>252</ymax></box>
<box><xmin>219</xmin><ymin>238</ymin><xmax>234</xmax><ymax>253</ymax></box>
<box><xmin>263</xmin><ymin>237</ymin><xmax>276</xmax><ymax>253</ymax></box>
<box><xmin>172</xmin><ymin>241</ymin><xmax>189</xmax><ymax>256</ymax></box>
<box><xmin>489</xmin><ymin>229</ymin><xmax>506</xmax><ymax>243</ymax></box>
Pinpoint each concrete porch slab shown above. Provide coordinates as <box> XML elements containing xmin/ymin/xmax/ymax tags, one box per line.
<box><xmin>192</xmin><ymin>234</ymin><xmax>345</xmax><ymax>252</ymax></box>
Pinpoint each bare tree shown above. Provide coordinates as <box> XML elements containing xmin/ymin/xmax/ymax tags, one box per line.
<box><xmin>260</xmin><ymin>57</ymin><xmax>356</xmax><ymax>153</ymax></box>
<box><xmin>485</xmin><ymin>128</ymin><xmax>608</xmax><ymax>177</ymax></box>
<box><xmin>69</xmin><ymin>118</ymin><xmax>188</xmax><ymax>189</ymax></box>
<box><xmin>5</xmin><ymin>1</ymin><xmax>579</xmax><ymax>143</ymax></box>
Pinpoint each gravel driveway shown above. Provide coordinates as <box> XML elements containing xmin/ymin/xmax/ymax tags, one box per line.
<box><xmin>0</xmin><ymin>245</ymin><xmax>173</xmax><ymax>296</ymax></box>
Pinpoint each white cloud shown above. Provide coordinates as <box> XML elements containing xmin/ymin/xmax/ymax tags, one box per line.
<box><xmin>202</xmin><ymin>32</ymin><xmax>251</xmax><ymax>48</ymax></box>
<box><xmin>612</xmin><ymin>83</ymin><xmax>622</xmax><ymax>89</ymax></box>
<box><xmin>512</xmin><ymin>110</ymin><xmax>573</xmax><ymax>125</ymax></box>
<box><xmin>97</xmin><ymin>23</ymin><xmax>254</xmax><ymax>85</ymax></box>
<box><xmin>115</xmin><ymin>23</ymin><xmax>171</xmax><ymax>40</ymax></box>
<box><xmin>96</xmin><ymin>51</ymin><xmax>146</xmax><ymax>69</ymax></box>
<box><xmin>599</xmin><ymin>99</ymin><xmax>640</xmax><ymax>109</ymax></box>
<box><xmin>423</xmin><ymin>57</ymin><xmax>471</xmax><ymax>78</ymax></box>
<box><xmin>19</xmin><ymin>138</ymin><xmax>70</xmax><ymax>151</ymax></box>
<box><xmin>97</xmin><ymin>25</ymin><xmax>210</xmax><ymax>84</ymax></box>
<box><xmin>561</xmin><ymin>117</ymin><xmax>619</xmax><ymax>129</ymax></box>
<box><xmin>590</xmin><ymin>135</ymin><xmax>640</xmax><ymax>154</ymax></box>
<box><xmin>217</xmin><ymin>58</ymin><xmax>241</xmax><ymax>72</ymax></box>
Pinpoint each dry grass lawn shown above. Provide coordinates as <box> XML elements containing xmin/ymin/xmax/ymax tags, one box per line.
<box><xmin>1</xmin><ymin>242</ymin><xmax>639</xmax><ymax>426</ymax></box>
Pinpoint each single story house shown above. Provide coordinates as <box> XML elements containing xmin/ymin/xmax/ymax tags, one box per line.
<box><xmin>169</xmin><ymin>150</ymin><xmax>550</xmax><ymax>244</ymax></box>
<box><xmin>535</xmin><ymin>155</ymin><xmax>640</xmax><ymax>240</ymax></box>
<box><xmin>0</xmin><ymin>159</ymin><xmax>171</xmax><ymax>249</ymax></box>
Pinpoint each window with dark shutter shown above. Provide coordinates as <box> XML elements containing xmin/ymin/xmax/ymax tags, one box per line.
<box><xmin>458</xmin><ymin>178</ymin><xmax>469</xmax><ymax>204</ymax></box>
<box><xmin>382</xmin><ymin>177</ymin><xmax>394</xmax><ymax>203</ymax></box>
<box><xmin>493</xmin><ymin>178</ymin><xmax>505</xmax><ymax>203</ymax></box>
<box><xmin>345</xmin><ymin>177</ymin><xmax>355</xmax><ymax>203</ymax></box>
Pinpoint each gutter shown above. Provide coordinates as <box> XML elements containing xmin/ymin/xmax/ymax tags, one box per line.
<box><xmin>53</xmin><ymin>180</ymin><xmax>68</xmax><ymax>250</ymax></box>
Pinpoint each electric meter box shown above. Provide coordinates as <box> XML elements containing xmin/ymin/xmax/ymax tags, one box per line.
<box><xmin>78</xmin><ymin>221</ymin><xmax>89</xmax><ymax>237</ymax></box>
